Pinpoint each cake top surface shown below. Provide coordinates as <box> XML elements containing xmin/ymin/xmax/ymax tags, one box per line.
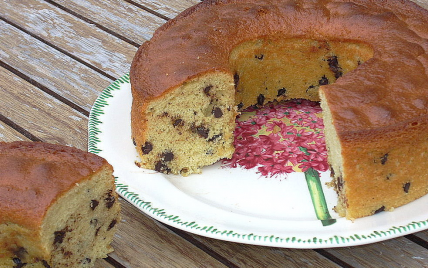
<box><xmin>130</xmin><ymin>0</ymin><xmax>428</xmax><ymax>138</ymax></box>
<box><xmin>0</xmin><ymin>141</ymin><xmax>108</xmax><ymax>229</ymax></box>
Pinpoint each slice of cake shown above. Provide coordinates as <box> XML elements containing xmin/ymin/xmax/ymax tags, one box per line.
<box><xmin>0</xmin><ymin>141</ymin><xmax>120</xmax><ymax>268</ymax></box>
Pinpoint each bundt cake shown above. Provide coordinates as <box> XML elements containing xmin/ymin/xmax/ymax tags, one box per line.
<box><xmin>0</xmin><ymin>141</ymin><xmax>120</xmax><ymax>267</ymax></box>
<box><xmin>130</xmin><ymin>0</ymin><xmax>428</xmax><ymax>220</ymax></box>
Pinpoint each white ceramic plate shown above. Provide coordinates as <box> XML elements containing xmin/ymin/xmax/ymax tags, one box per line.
<box><xmin>88</xmin><ymin>74</ymin><xmax>428</xmax><ymax>248</ymax></box>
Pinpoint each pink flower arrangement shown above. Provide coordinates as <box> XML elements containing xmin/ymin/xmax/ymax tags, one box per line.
<box><xmin>222</xmin><ymin>99</ymin><xmax>329</xmax><ymax>178</ymax></box>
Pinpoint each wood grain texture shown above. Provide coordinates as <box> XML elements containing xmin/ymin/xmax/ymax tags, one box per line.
<box><xmin>110</xmin><ymin>199</ymin><xmax>227</xmax><ymax>268</ymax></box>
<box><xmin>412</xmin><ymin>0</ymin><xmax>428</xmax><ymax>9</ymax></box>
<box><xmin>131</xmin><ymin>0</ymin><xmax>200</xmax><ymax>19</ymax></box>
<box><xmin>1</xmin><ymin>20</ymin><xmax>113</xmax><ymax>112</ymax></box>
<box><xmin>0</xmin><ymin>67</ymin><xmax>88</xmax><ymax>149</ymax></box>
<box><xmin>0</xmin><ymin>122</ymin><xmax>28</xmax><ymax>142</ymax></box>
<box><xmin>324</xmin><ymin>237</ymin><xmax>428</xmax><ymax>267</ymax></box>
<box><xmin>414</xmin><ymin>231</ymin><xmax>428</xmax><ymax>242</ymax></box>
<box><xmin>2</xmin><ymin>0</ymin><xmax>136</xmax><ymax>78</ymax></box>
<box><xmin>51</xmin><ymin>0</ymin><xmax>166</xmax><ymax>46</ymax></box>
<box><xmin>187</xmin><ymin>234</ymin><xmax>342</xmax><ymax>268</ymax></box>
<box><xmin>93</xmin><ymin>259</ymin><xmax>117</xmax><ymax>268</ymax></box>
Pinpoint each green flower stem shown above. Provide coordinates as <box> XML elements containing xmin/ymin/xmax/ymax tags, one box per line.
<box><xmin>305</xmin><ymin>167</ymin><xmax>336</xmax><ymax>226</ymax></box>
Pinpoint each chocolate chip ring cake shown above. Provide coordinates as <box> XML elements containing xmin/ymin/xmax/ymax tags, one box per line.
<box><xmin>130</xmin><ymin>0</ymin><xmax>428</xmax><ymax>220</ymax></box>
<box><xmin>0</xmin><ymin>141</ymin><xmax>120</xmax><ymax>267</ymax></box>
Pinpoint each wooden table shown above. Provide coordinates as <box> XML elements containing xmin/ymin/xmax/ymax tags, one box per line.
<box><xmin>2</xmin><ymin>0</ymin><xmax>428</xmax><ymax>267</ymax></box>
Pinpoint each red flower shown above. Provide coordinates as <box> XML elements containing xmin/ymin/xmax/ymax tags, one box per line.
<box><xmin>222</xmin><ymin>99</ymin><xmax>328</xmax><ymax>178</ymax></box>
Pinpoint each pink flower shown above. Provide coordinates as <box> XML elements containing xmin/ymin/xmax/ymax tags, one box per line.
<box><xmin>222</xmin><ymin>99</ymin><xmax>329</xmax><ymax>178</ymax></box>
<box><xmin>256</xmin><ymin>105</ymin><xmax>288</xmax><ymax>120</ymax></box>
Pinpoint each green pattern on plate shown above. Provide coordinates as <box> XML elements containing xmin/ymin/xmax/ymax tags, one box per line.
<box><xmin>305</xmin><ymin>167</ymin><xmax>336</xmax><ymax>226</ymax></box>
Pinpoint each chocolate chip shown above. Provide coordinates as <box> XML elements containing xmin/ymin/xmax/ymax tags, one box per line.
<box><xmin>277</xmin><ymin>88</ymin><xmax>286</xmax><ymax>97</ymax></box>
<box><xmin>306</xmin><ymin>85</ymin><xmax>315</xmax><ymax>92</ymax></box>
<box><xmin>374</xmin><ymin>206</ymin><xmax>385</xmax><ymax>214</ymax></box>
<box><xmin>330</xmin><ymin>167</ymin><xmax>335</xmax><ymax>177</ymax></box>
<box><xmin>54</xmin><ymin>231</ymin><xmax>66</xmax><ymax>244</ymax></box>
<box><xmin>257</xmin><ymin>94</ymin><xmax>265</xmax><ymax>106</ymax></box>
<box><xmin>162</xmin><ymin>151</ymin><xmax>174</xmax><ymax>162</ymax></box>
<box><xmin>132</xmin><ymin>138</ymin><xmax>136</xmax><ymax>146</ymax></box>
<box><xmin>141</xmin><ymin>142</ymin><xmax>153</xmax><ymax>154</ymax></box>
<box><xmin>327</xmin><ymin>56</ymin><xmax>343</xmax><ymax>79</ymax></box>
<box><xmin>208</xmin><ymin>134</ymin><xmax>222</xmax><ymax>142</ymax></box>
<box><xmin>13</xmin><ymin>259</ymin><xmax>26</xmax><ymax>268</ymax></box>
<box><xmin>108</xmin><ymin>219</ymin><xmax>118</xmax><ymax>231</ymax></box>
<box><xmin>42</xmin><ymin>260</ymin><xmax>51</xmax><ymax>268</ymax></box>
<box><xmin>403</xmin><ymin>182</ymin><xmax>411</xmax><ymax>193</ymax></box>
<box><xmin>212</xmin><ymin>107</ymin><xmax>223</xmax><ymax>118</ymax></box>
<box><xmin>380</xmin><ymin>153</ymin><xmax>389</xmax><ymax>165</ymax></box>
<box><xmin>173</xmin><ymin>118</ymin><xmax>184</xmax><ymax>127</ymax></box>
<box><xmin>90</xmin><ymin>200</ymin><xmax>99</xmax><ymax>210</ymax></box>
<box><xmin>192</xmin><ymin>125</ymin><xmax>209</xmax><ymax>139</ymax></box>
<box><xmin>105</xmin><ymin>190</ymin><xmax>116</xmax><ymax>209</ymax></box>
<box><xmin>318</xmin><ymin>75</ymin><xmax>329</xmax><ymax>85</ymax></box>
<box><xmin>237</xmin><ymin>102</ymin><xmax>244</xmax><ymax>110</ymax></box>
<box><xmin>64</xmin><ymin>251</ymin><xmax>72</xmax><ymax>258</ymax></box>
<box><xmin>90</xmin><ymin>219</ymin><xmax>98</xmax><ymax>226</ymax></box>
<box><xmin>255</xmin><ymin>54</ymin><xmax>264</xmax><ymax>60</ymax></box>
<box><xmin>82</xmin><ymin>258</ymin><xmax>92</xmax><ymax>264</ymax></box>
<box><xmin>154</xmin><ymin>162</ymin><xmax>163</xmax><ymax>171</ymax></box>
<box><xmin>198</xmin><ymin>127</ymin><xmax>209</xmax><ymax>138</ymax></box>
<box><xmin>203</xmin><ymin>85</ymin><xmax>213</xmax><ymax>96</ymax></box>
<box><xmin>336</xmin><ymin>176</ymin><xmax>344</xmax><ymax>192</ymax></box>
<box><xmin>155</xmin><ymin>161</ymin><xmax>171</xmax><ymax>174</ymax></box>
<box><xmin>14</xmin><ymin>263</ymin><xmax>26</xmax><ymax>268</ymax></box>
<box><xmin>95</xmin><ymin>227</ymin><xmax>101</xmax><ymax>236</ymax></box>
<box><xmin>234</xmin><ymin>73</ymin><xmax>239</xmax><ymax>89</ymax></box>
<box><xmin>13</xmin><ymin>247</ymin><xmax>27</xmax><ymax>260</ymax></box>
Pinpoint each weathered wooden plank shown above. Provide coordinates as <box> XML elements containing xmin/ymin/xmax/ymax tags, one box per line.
<box><xmin>1</xmin><ymin>20</ymin><xmax>113</xmax><ymax>112</ymax></box>
<box><xmin>413</xmin><ymin>230</ymin><xmax>428</xmax><ymax>243</ymax></box>
<box><xmin>131</xmin><ymin>0</ymin><xmax>200</xmax><ymax>19</ymax></box>
<box><xmin>108</xmin><ymin>199</ymin><xmax>227</xmax><ymax>268</ymax></box>
<box><xmin>412</xmin><ymin>0</ymin><xmax>428</xmax><ymax>9</ymax></box>
<box><xmin>93</xmin><ymin>259</ymin><xmax>117</xmax><ymax>268</ymax></box>
<box><xmin>187</xmin><ymin>234</ymin><xmax>342</xmax><ymax>268</ymax></box>
<box><xmin>129</xmin><ymin>0</ymin><xmax>428</xmax><ymax>20</ymax></box>
<box><xmin>324</xmin><ymin>238</ymin><xmax>428</xmax><ymax>267</ymax></box>
<box><xmin>2</xmin><ymin>0</ymin><xmax>136</xmax><ymax>78</ymax></box>
<box><xmin>0</xmin><ymin>122</ymin><xmax>28</xmax><ymax>142</ymax></box>
<box><xmin>0</xmin><ymin>68</ymin><xmax>88</xmax><ymax>149</ymax></box>
<box><xmin>51</xmin><ymin>0</ymin><xmax>166</xmax><ymax>46</ymax></box>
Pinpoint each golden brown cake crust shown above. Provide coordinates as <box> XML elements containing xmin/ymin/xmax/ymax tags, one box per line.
<box><xmin>130</xmin><ymin>0</ymin><xmax>428</xmax><ymax>139</ymax></box>
<box><xmin>0</xmin><ymin>141</ymin><xmax>108</xmax><ymax>230</ymax></box>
